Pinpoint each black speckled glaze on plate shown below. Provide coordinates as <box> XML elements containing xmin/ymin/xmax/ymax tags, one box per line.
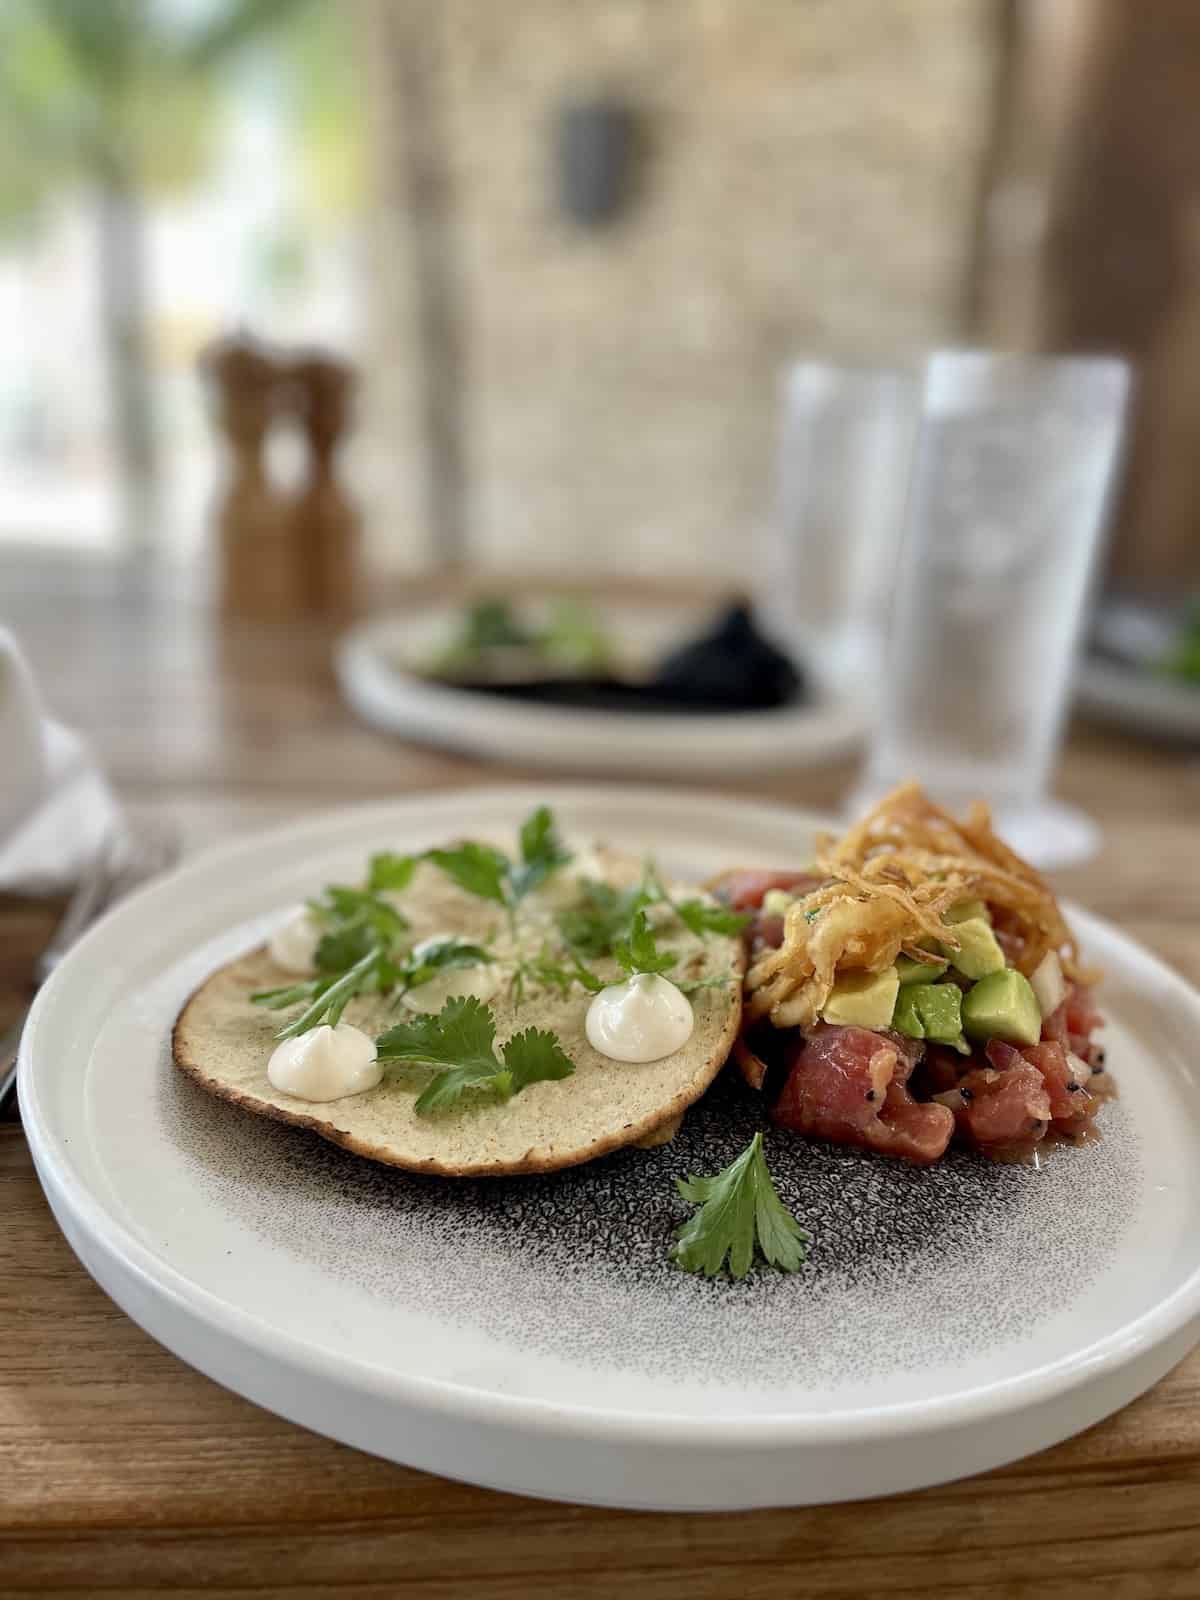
<box><xmin>164</xmin><ymin>1054</ymin><xmax>1141</xmax><ymax>1389</ymax></box>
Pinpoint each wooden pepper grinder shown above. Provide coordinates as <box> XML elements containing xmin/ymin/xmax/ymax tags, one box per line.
<box><xmin>200</xmin><ymin>336</ymin><xmax>299</xmax><ymax>620</ymax></box>
<box><xmin>290</xmin><ymin>352</ymin><xmax>360</xmax><ymax>618</ymax></box>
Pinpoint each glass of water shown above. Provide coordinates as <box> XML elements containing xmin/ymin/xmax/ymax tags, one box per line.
<box><xmin>852</xmin><ymin>349</ymin><xmax>1131</xmax><ymax>867</ymax></box>
<box><xmin>755</xmin><ymin>361</ymin><xmax>918</xmax><ymax>697</ymax></box>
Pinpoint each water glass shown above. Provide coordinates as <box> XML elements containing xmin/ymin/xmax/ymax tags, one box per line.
<box><xmin>854</xmin><ymin>350</ymin><xmax>1131</xmax><ymax>866</ymax></box>
<box><xmin>756</xmin><ymin>361</ymin><xmax>918</xmax><ymax>694</ymax></box>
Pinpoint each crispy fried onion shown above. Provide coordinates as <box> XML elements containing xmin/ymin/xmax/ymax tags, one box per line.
<box><xmin>745</xmin><ymin>781</ymin><xmax>1091</xmax><ymax>1030</ymax></box>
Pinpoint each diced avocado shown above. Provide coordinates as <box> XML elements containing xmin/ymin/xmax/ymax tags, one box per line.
<box><xmin>909</xmin><ymin>982</ymin><xmax>964</xmax><ymax>1045</ymax></box>
<box><xmin>946</xmin><ymin>916</ymin><xmax>1005</xmax><ymax>980</ymax></box>
<box><xmin>891</xmin><ymin>986</ymin><xmax>925</xmax><ymax>1039</ymax></box>
<box><xmin>821</xmin><ymin>965</ymin><xmax>900</xmax><ymax>1030</ymax></box>
<box><xmin>896</xmin><ymin>953</ymin><xmax>949</xmax><ymax>985</ymax></box>
<box><xmin>761</xmin><ymin>888</ymin><xmax>795</xmax><ymax>918</ymax></box>
<box><xmin>962</xmin><ymin>969</ymin><xmax>1042</xmax><ymax>1048</ymax></box>
<box><xmin>945</xmin><ymin>898</ymin><xmax>991</xmax><ymax>926</ymax></box>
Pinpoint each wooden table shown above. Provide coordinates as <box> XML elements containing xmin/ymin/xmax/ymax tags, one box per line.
<box><xmin>4</xmin><ymin>551</ymin><xmax>1200</xmax><ymax>1597</ymax></box>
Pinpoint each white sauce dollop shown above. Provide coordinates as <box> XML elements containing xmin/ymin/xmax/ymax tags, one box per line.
<box><xmin>267</xmin><ymin>907</ymin><xmax>324</xmax><ymax>975</ymax></box>
<box><xmin>585</xmin><ymin>973</ymin><xmax>694</xmax><ymax>1063</ymax></box>
<box><xmin>400</xmin><ymin>934</ymin><xmax>502</xmax><ymax>1014</ymax></box>
<box><xmin>267</xmin><ymin>1023</ymin><xmax>381</xmax><ymax>1102</ymax></box>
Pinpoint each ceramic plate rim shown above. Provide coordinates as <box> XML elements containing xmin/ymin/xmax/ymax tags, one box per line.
<box><xmin>1076</xmin><ymin>654</ymin><xmax>1200</xmax><ymax>741</ymax></box>
<box><xmin>19</xmin><ymin>784</ymin><xmax>1200</xmax><ymax>1450</ymax></box>
<box><xmin>334</xmin><ymin>612</ymin><xmax>869</xmax><ymax>771</ymax></box>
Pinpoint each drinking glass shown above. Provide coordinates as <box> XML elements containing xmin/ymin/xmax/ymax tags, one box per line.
<box><xmin>755</xmin><ymin>361</ymin><xmax>918</xmax><ymax>696</ymax></box>
<box><xmin>851</xmin><ymin>350</ymin><xmax>1131</xmax><ymax>867</ymax></box>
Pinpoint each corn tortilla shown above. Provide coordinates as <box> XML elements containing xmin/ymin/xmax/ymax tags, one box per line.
<box><xmin>172</xmin><ymin>851</ymin><xmax>744</xmax><ymax>1177</ymax></box>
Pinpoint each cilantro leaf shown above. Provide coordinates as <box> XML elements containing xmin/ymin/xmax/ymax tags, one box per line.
<box><xmin>376</xmin><ymin>995</ymin><xmax>575</xmax><ymax>1115</ymax></box>
<box><xmin>612</xmin><ymin>909</ymin><xmax>677</xmax><ymax>977</ymax></box>
<box><xmin>559</xmin><ymin>865</ymin><xmax>744</xmax><ymax>962</ymax></box>
<box><xmin>410</xmin><ymin>938</ymin><xmax>492</xmax><ymax>972</ymax></box>
<box><xmin>424</xmin><ymin>808</ymin><xmax>571</xmax><ymax>912</ymax></box>
<box><xmin>673</xmin><ymin>899</ymin><xmax>751</xmax><ymax>939</ymax></box>
<box><xmin>309</xmin><ymin>885</ymin><xmax>408</xmax><ymax>943</ymax></box>
<box><xmin>378</xmin><ymin>996</ymin><xmax>503</xmax><ymax>1113</ymax></box>
<box><xmin>497</xmin><ymin>1026</ymin><xmax>575</xmax><ymax>1096</ymax></box>
<box><xmin>636</xmin><ymin>864</ymin><xmax>747</xmax><ymax>940</ymax></box>
<box><xmin>424</xmin><ymin>842</ymin><xmax>509</xmax><ymax>906</ymax></box>
<box><xmin>399</xmin><ymin>939</ymin><xmax>492</xmax><ymax>996</ymax></box>
<box><xmin>519</xmin><ymin>804</ymin><xmax>563</xmax><ymax>869</ymax></box>
<box><xmin>509</xmin><ymin>805</ymin><xmax>572</xmax><ymax>900</ymax></box>
<box><xmin>314</xmin><ymin>922</ymin><xmax>378</xmax><ymax>973</ymax></box>
<box><xmin>557</xmin><ymin>878</ymin><xmax>632</xmax><ymax>958</ymax></box>
<box><xmin>368</xmin><ymin>852</ymin><xmax>416</xmax><ymax>894</ymax></box>
<box><xmin>513</xmin><ymin>946</ymin><xmax>605</xmax><ymax>1002</ymax></box>
<box><xmin>670</xmin><ymin>1133</ymin><xmax>810</xmax><ymax>1280</ymax></box>
<box><xmin>548</xmin><ymin>950</ymin><xmax>606</xmax><ymax>993</ymax></box>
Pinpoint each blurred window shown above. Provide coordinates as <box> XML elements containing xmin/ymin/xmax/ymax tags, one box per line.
<box><xmin>0</xmin><ymin>0</ymin><xmax>364</xmax><ymax>554</ymax></box>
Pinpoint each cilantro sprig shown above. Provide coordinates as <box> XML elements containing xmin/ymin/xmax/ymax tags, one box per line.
<box><xmin>252</xmin><ymin>876</ymin><xmax>414</xmax><ymax>1040</ymax></box>
<box><xmin>510</xmin><ymin>943</ymin><xmax>606</xmax><ymax>1006</ymax></box>
<box><xmin>253</xmin><ymin>931</ymin><xmax>491</xmax><ymax>1042</ymax></box>
<box><xmin>556</xmin><ymin>877</ymin><xmax>643</xmax><ymax>959</ymax></box>
<box><xmin>253</xmin><ymin>947</ymin><xmax>394</xmax><ymax>1042</ymax></box>
<box><xmin>367</xmin><ymin>852</ymin><xmax>417</xmax><ymax>893</ymax></box>
<box><xmin>670</xmin><ymin>1133</ymin><xmax>810</xmax><ymax>1279</ymax></box>
<box><xmin>606</xmin><ymin>908</ymin><xmax>732</xmax><ymax>996</ymax></box>
<box><xmin>613</xmin><ymin>908</ymin><xmax>678</xmax><ymax>977</ymax></box>
<box><xmin>307</xmin><ymin>882</ymin><xmax>409</xmax><ymax>962</ymax></box>
<box><xmin>376</xmin><ymin>995</ymin><xmax>574</xmax><ymax>1115</ymax></box>
<box><xmin>400</xmin><ymin>938</ymin><xmax>493</xmax><ymax>1001</ymax></box>
<box><xmin>512</xmin><ymin>806</ymin><xmax>572</xmax><ymax>898</ymax></box>
<box><xmin>558</xmin><ymin>865</ymin><xmax>748</xmax><ymax>964</ymax></box>
<box><xmin>638</xmin><ymin>866</ymin><xmax>750</xmax><ymax>941</ymax></box>
<box><xmin>425</xmin><ymin>805</ymin><xmax>571</xmax><ymax>936</ymax></box>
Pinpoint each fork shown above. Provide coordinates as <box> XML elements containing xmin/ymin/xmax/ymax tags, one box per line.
<box><xmin>0</xmin><ymin>820</ymin><xmax>177</xmax><ymax>1117</ymax></box>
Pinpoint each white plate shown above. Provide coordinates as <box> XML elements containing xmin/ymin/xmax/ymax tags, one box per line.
<box><xmin>335</xmin><ymin>604</ymin><xmax>867</xmax><ymax>776</ymax></box>
<box><xmin>20</xmin><ymin>786</ymin><xmax>1200</xmax><ymax>1510</ymax></box>
<box><xmin>1076</xmin><ymin>655</ymin><xmax>1200</xmax><ymax>743</ymax></box>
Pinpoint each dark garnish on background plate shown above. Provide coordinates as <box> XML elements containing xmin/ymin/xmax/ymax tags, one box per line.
<box><xmin>650</xmin><ymin>602</ymin><xmax>802</xmax><ymax>711</ymax></box>
<box><xmin>428</xmin><ymin>598</ymin><xmax>806</xmax><ymax>715</ymax></box>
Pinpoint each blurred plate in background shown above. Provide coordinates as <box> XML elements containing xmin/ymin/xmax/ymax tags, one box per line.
<box><xmin>336</xmin><ymin>599</ymin><xmax>868</xmax><ymax>777</ymax></box>
<box><xmin>1075</xmin><ymin>594</ymin><xmax>1200</xmax><ymax>744</ymax></box>
<box><xmin>1075</xmin><ymin>657</ymin><xmax>1200</xmax><ymax>744</ymax></box>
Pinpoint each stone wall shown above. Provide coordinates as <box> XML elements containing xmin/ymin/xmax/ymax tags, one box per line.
<box><xmin>360</xmin><ymin>0</ymin><xmax>1000</xmax><ymax>578</ymax></box>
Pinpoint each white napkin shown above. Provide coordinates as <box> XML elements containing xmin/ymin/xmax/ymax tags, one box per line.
<box><xmin>0</xmin><ymin>627</ymin><xmax>124</xmax><ymax>893</ymax></box>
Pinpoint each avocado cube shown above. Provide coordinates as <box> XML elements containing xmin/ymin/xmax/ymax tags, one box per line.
<box><xmin>896</xmin><ymin>953</ymin><xmax>949</xmax><ymax>985</ymax></box>
<box><xmin>908</xmin><ymin>982</ymin><xmax>964</xmax><ymax>1045</ymax></box>
<box><xmin>946</xmin><ymin>917</ymin><xmax>1005</xmax><ymax>980</ymax></box>
<box><xmin>962</xmin><ymin>969</ymin><xmax>1042</xmax><ymax>1048</ymax></box>
<box><xmin>821</xmin><ymin>965</ymin><xmax>900</xmax><ymax>1030</ymax></box>
<box><xmin>945</xmin><ymin>898</ymin><xmax>991</xmax><ymax>926</ymax></box>
<box><xmin>891</xmin><ymin>986</ymin><xmax>925</xmax><ymax>1039</ymax></box>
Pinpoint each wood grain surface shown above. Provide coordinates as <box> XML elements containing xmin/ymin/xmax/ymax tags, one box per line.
<box><xmin>3</xmin><ymin>551</ymin><xmax>1200</xmax><ymax>1597</ymax></box>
